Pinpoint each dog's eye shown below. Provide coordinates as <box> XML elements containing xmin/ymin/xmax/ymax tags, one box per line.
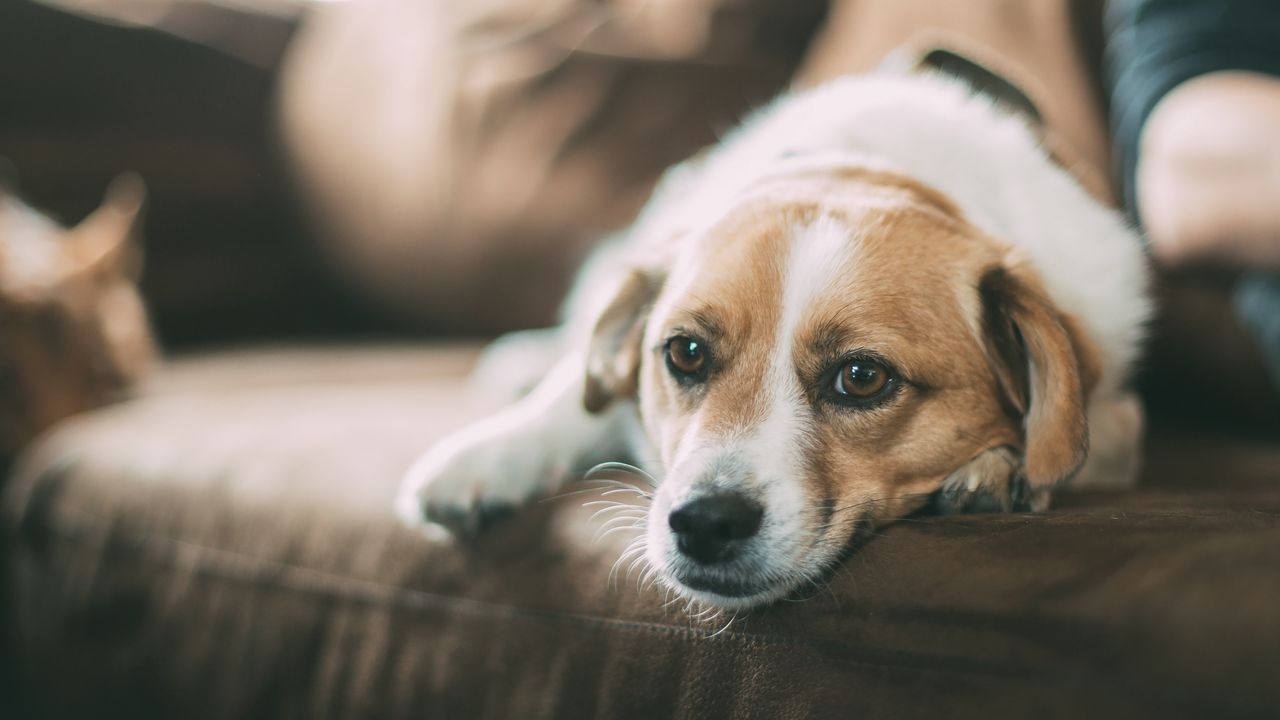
<box><xmin>665</xmin><ymin>336</ymin><xmax>706</xmax><ymax>378</ymax></box>
<box><xmin>833</xmin><ymin>359</ymin><xmax>891</xmax><ymax>401</ymax></box>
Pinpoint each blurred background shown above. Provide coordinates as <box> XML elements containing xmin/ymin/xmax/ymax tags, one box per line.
<box><xmin>2</xmin><ymin>0</ymin><xmax>384</xmax><ymax>347</ymax></box>
<box><xmin>3</xmin><ymin>0</ymin><xmax>1277</xmax><ymax>422</ymax></box>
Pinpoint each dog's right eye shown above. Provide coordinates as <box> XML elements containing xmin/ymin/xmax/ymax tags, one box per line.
<box><xmin>665</xmin><ymin>336</ymin><xmax>707</xmax><ymax>381</ymax></box>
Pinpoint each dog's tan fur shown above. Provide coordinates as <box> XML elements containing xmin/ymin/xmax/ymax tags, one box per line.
<box><xmin>397</xmin><ymin>72</ymin><xmax>1147</xmax><ymax>610</ymax></box>
<box><xmin>591</xmin><ymin>167</ymin><xmax>1099</xmax><ymax>541</ymax></box>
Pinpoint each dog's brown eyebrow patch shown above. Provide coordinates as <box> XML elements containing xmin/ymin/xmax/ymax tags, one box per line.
<box><xmin>678</xmin><ymin>308</ymin><xmax>726</xmax><ymax>341</ymax></box>
<box><xmin>804</xmin><ymin>322</ymin><xmax>860</xmax><ymax>362</ymax></box>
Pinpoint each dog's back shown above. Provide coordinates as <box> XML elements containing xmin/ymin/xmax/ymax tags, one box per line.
<box><xmin>632</xmin><ymin>73</ymin><xmax>1149</xmax><ymax>397</ymax></box>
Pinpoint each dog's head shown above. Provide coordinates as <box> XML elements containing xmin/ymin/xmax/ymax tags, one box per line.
<box><xmin>584</xmin><ymin>165</ymin><xmax>1100</xmax><ymax>609</ymax></box>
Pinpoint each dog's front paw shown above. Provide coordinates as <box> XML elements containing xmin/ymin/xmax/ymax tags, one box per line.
<box><xmin>395</xmin><ymin>422</ymin><xmax>565</xmax><ymax>535</ymax></box>
<box><xmin>934</xmin><ymin>446</ymin><xmax>1048</xmax><ymax>514</ymax></box>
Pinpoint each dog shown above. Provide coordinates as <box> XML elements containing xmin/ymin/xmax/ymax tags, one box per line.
<box><xmin>396</xmin><ymin>70</ymin><xmax>1150</xmax><ymax>611</ymax></box>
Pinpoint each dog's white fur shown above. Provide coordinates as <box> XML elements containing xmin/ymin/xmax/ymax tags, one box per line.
<box><xmin>396</xmin><ymin>72</ymin><xmax>1150</xmax><ymax>609</ymax></box>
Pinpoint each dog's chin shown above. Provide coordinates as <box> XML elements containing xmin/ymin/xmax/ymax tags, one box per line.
<box><xmin>665</xmin><ymin>568</ymin><xmax>797</xmax><ymax>611</ymax></box>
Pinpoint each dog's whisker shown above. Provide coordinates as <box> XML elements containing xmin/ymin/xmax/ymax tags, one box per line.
<box><xmin>624</xmin><ymin>558</ymin><xmax>645</xmax><ymax>585</ymax></box>
<box><xmin>583</xmin><ymin>498</ymin><xmax>649</xmax><ymax>511</ymax></box>
<box><xmin>589</xmin><ymin>512</ymin><xmax>645</xmax><ymax>532</ymax></box>
<box><xmin>683</xmin><ymin>600</ymin><xmax>700</xmax><ymax>620</ymax></box>
<box><xmin>577</xmin><ymin>476</ymin><xmax>634</xmax><ymax>486</ymax></box>
<box><xmin>540</xmin><ymin>483</ymin><xmax>628</xmax><ymax>503</ymax></box>
<box><xmin>581</xmin><ymin>478</ymin><xmax>645</xmax><ymax>493</ymax></box>
<box><xmin>585</xmin><ymin>461</ymin><xmax>659</xmax><ymax>488</ymax></box>
<box><xmin>598</xmin><ymin>512</ymin><xmax>647</xmax><ymax>527</ymax></box>
<box><xmin>613</xmin><ymin>543</ymin><xmax>647</xmax><ymax>575</ymax></box>
<box><xmin>582</xmin><ymin>499</ymin><xmax>630</xmax><ymax>509</ymax></box>
<box><xmin>593</xmin><ymin>499</ymin><xmax>645</xmax><ymax>509</ymax></box>
<box><xmin>583</xmin><ymin>500</ymin><xmax>643</xmax><ymax>517</ymax></box>
<box><xmin>640</xmin><ymin>567</ymin><xmax>659</xmax><ymax>594</ymax></box>
<box><xmin>706</xmin><ymin>610</ymin><xmax>740</xmax><ymax>638</ymax></box>
<box><xmin>627</xmin><ymin>550</ymin><xmax>650</xmax><ymax>586</ymax></box>
<box><xmin>610</xmin><ymin>539</ymin><xmax>648</xmax><ymax>587</ymax></box>
<box><xmin>625</xmin><ymin>549</ymin><xmax>654</xmax><ymax>584</ymax></box>
<box><xmin>810</xmin><ymin>572</ymin><xmax>840</xmax><ymax>605</ymax></box>
<box><xmin>593</xmin><ymin>523</ymin><xmax>643</xmax><ymax>544</ymax></box>
<box><xmin>598</xmin><ymin>524</ymin><xmax>646</xmax><ymax>541</ymax></box>
<box><xmin>600</xmin><ymin>487</ymin><xmax>653</xmax><ymax>499</ymax></box>
<box><xmin>586</xmin><ymin>468</ymin><xmax>655</xmax><ymax>489</ymax></box>
<box><xmin>586</xmin><ymin>504</ymin><xmax>633</xmax><ymax>525</ymax></box>
<box><xmin>616</xmin><ymin>537</ymin><xmax>646</xmax><ymax>559</ymax></box>
<box><xmin>593</xmin><ymin>512</ymin><xmax>645</xmax><ymax>530</ymax></box>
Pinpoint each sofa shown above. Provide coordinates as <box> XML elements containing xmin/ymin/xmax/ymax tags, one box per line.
<box><xmin>3</xmin><ymin>2</ymin><xmax>1279</xmax><ymax>719</ymax></box>
<box><xmin>4</xmin><ymin>344</ymin><xmax>1280</xmax><ymax>719</ymax></box>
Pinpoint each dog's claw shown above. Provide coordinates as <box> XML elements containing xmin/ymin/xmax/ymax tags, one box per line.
<box><xmin>934</xmin><ymin>446</ymin><xmax>1047</xmax><ymax>515</ymax></box>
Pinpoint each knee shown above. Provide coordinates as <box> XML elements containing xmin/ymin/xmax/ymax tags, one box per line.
<box><xmin>1136</xmin><ymin>72</ymin><xmax>1280</xmax><ymax>268</ymax></box>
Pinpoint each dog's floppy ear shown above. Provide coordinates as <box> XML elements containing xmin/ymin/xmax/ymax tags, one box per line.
<box><xmin>583</xmin><ymin>268</ymin><xmax>662</xmax><ymax>413</ymax></box>
<box><xmin>979</xmin><ymin>258</ymin><xmax>1101</xmax><ymax>487</ymax></box>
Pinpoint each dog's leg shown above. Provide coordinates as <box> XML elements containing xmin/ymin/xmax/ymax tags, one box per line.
<box><xmin>467</xmin><ymin>326</ymin><xmax>565</xmax><ymax>404</ymax></box>
<box><xmin>934</xmin><ymin>446</ymin><xmax>1046</xmax><ymax>514</ymax></box>
<box><xmin>395</xmin><ymin>352</ymin><xmax>632</xmax><ymax>534</ymax></box>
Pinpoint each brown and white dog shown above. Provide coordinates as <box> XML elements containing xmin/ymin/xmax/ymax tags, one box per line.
<box><xmin>396</xmin><ymin>72</ymin><xmax>1150</xmax><ymax>610</ymax></box>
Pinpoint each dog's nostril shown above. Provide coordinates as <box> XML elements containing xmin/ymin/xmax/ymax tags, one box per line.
<box><xmin>668</xmin><ymin>493</ymin><xmax>763</xmax><ymax>564</ymax></box>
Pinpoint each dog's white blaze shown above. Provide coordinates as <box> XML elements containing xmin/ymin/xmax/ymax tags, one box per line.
<box><xmin>752</xmin><ymin>217</ymin><xmax>854</xmax><ymax>541</ymax></box>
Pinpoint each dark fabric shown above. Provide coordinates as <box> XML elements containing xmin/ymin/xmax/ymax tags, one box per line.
<box><xmin>1105</xmin><ymin>0</ymin><xmax>1280</xmax><ymax>218</ymax></box>
<box><xmin>3</xmin><ymin>346</ymin><xmax>1280</xmax><ymax>719</ymax></box>
<box><xmin>1234</xmin><ymin>272</ymin><xmax>1280</xmax><ymax>392</ymax></box>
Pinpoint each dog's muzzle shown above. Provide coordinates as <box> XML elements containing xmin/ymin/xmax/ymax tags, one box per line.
<box><xmin>668</xmin><ymin>492</ymin><xmax>763</xmax><ymax>564</ymax></box>
<box><xmin>664</xmin><ymin>491</ymin><xmax>778</xmax><ymax>599</ymax></box>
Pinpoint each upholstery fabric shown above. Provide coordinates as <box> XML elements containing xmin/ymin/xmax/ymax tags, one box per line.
<box><xmin>3</xmin><ymin>346</ymin><xmax>1279</xmax><ymax>719</ymax></box>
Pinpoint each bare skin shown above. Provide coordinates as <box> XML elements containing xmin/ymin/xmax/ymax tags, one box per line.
<box><xmin>1137</xmin><ymin>71</ymin><xmax>1280</xmax><ymax>271</ymax></box>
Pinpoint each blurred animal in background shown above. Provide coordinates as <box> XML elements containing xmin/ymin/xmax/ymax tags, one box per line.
<box><xmin>0</xmin><ymin>173</ymin><xmax>155</xmax><ymax>463</ymax></box>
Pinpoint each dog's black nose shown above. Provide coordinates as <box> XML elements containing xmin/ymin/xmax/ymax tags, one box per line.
<box><xmin>668</xmin><ymin>493</ymin><xmax>763</xmax><ymax>564</ymax></box>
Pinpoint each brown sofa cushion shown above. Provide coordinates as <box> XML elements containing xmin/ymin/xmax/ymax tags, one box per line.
<box><xmin>3</xmin><ymin>345</ymin><xmax>1280</xmax><ymax>719</ymax></box>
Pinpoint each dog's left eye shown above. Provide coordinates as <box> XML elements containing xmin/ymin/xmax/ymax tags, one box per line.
<box><xmin>665</xmin><ymin>336</ymin><xmax>707</xmax><ymax>380</ymax></box>
<box><xmin>832</xmin><ymin>358</ymin><xmax>892</xmax><ymax>401</ymax></box>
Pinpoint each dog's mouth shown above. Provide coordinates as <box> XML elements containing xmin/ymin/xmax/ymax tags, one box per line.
<box><xmin>668</xmin><ymin>570</ymin><xmax>793</xmax><ymax>610</ymax></box>
<box><xmin>655</xmin><ymin>517</ymin><xmax>874</xmax><ymax>610</ymax></box>
<box><xmin>662</xmin><ymin>554</ymin><xmax>819</xmax><ymax>609</ymax></box>
<box><xmin>673</xmin><ymin>569</ymin><xmax>772</xmax><ymax>599</ymax></box>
